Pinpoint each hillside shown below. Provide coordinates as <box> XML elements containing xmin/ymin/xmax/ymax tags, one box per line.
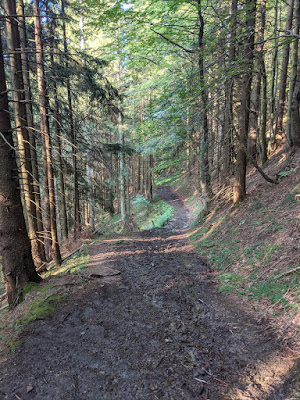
<box><xmin>173</xmin><ymin>149</ymin><xmax>300</xmax><ymax>334</ymax></box>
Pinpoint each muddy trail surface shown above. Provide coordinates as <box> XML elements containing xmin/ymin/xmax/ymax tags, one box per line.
<box><xmin>0</xmin><ymin>186</ymin><xmax>295</xmax><ymax>400</ymax></box>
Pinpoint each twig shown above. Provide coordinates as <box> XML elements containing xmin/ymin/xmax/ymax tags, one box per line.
<box><xmin>62</xmin><ymin>245</ymin><xmax>84</xmax><ymax>263</ymax></box>
<box><xmin>249</xmin><ymin>254</ymin><xmax>290</xmax><ymax>289</ymax></box>
<box><xmin>36</xmin><ymin>262</ymin><xmax>48</xmax><ymax>273</ymax></box>
<box><xmin>0</xmin><ymin>293</ymin><xmax>7</xmax><ymax>302</ymax></box>
<box><xmin>248</xmin><ymin>264</ymin><xmax>275</xmax><ymax>289</ymax></box>
<box><xmin>194</xmin><ymin>377</ymin><xmax>208</xmax><ymax>384</ymax></box>
<box><xmin>257</xmin><ymin>222</ymin><xmax>272</xmax><ymax>235</ymax></box>
<box><xmin>277</xmin><ymin>265</ymin><xmax>300</xmax><ymax>278</ymax></box>
<box><xmin>0</xmin><ymin>303</ymin><xmax>8</xmax><ymax>311</ymax></box>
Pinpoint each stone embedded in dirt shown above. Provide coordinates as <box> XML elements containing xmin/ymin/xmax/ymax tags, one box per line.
<box><xmin>90</xmin><ymin>363</ymin><xmax>100</xmax><ymax>370</ymax></box>
<box><xmin>26</xmin><ymin>383</ymin><xmax>34</xmax><ymax>393</ymax></box>
<box><xmin>85</xmin><ymin>265</ymin><xmax>121</xmax><ymax>279</ymax></box>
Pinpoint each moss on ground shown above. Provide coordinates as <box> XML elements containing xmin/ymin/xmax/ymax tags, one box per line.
<box><xmin>17</xmin><ymin>294</ymin><xmax>65</xmax><ymax>326</ymax></box>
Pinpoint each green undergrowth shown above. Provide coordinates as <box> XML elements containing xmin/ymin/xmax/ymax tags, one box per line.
<box><xmin>0</xmin><ymin>287</ymin><xmax>66</xmax><ymax>355</ymax></box>
<box><xmin>95</xmin><ymin>194</ymin><xmax>174</xmax><ymax>235</ymax></box>
<box><xmin>138</xmin><ymin>200</ymin><xmax>174</xmax><ymax>230</ymax></box>
<box><xmin>131</xmin><ymin>194</ymin><xmax>174</xmax><ymax>230</ymax></box>
<box><xmin>188</xmin><ymin>179</ymin><xmax>300</xmax><ymax>313</ymax></box>
<box><xmin>155</xmin><ymin>171</ymin><xmax>182</xmax><ymax>186</ymax></box>
<box><xmin>44</xmin><ymin>249</ymin><xmax>90</xmax><ymax>278</ymax></box>
<box><xmin>17</xmin><ymin>294</ymin><xmax>65</xmax><ymax>326</ymax></box>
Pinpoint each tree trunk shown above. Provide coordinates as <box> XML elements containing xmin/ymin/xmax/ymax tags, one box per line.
<box><xmin>269</xmin><ymin>0</ymin><xmax>279</xmax><ymax>146</ymax></box>
<box><xmin>137</xmin><ymin>155</ymin><xmax>141</xmax><ymax>192</ymax></box>
<box><xmin>260</xmin><ymin>58</ymin><xmax>268</xmax><ymax>163</ymax></box>
<box><xmin>0</xmin><ymin>29</ymin><xmax>41</xmax><ymax>307</ymax></box>
<box><xmin>62</xmin><ymin>0</ymin><xmax>80</xmax><ymax>237</ymax></box>
<box><xmin>287</xmin><ymin>0</ymin><xmax>300</xmax><ymax>147</ymax></box>
<box><xmin>119</xmin><ymin>112</ymin><xmax>129</xmax><ymax>230</ymax></box>
<box><xmin>49</xmin><ymin>22</ymin><xmax>69</xmax><ymax>240</ymax></box>
<box><xmin>274</xmin><ymin>0</ymin><xmax>294</xmax><ymax>146</ymax></box>
<box><xmin>248</xmin><ymin>0</ymin><xmax>266</xmax><ymax>161</ymax></box>
<box><xmin>33</xmin><ymin>0</ymin><xmax>62</xmax><ymax>266</ymax></box>
<box><xmin>86</xmin><ymin>151</ymin><xmax>95</xmax><ymax>231</ymax></box>
<box><xmin>4</xmin><ymin>0</ymin><xmax>45</xmax><ymax>268</ymax></box>
<box><xmin>222</xmin><ymin>0</ymin><xmax>237</xmax><ymax>181</ymax></box>
<box><xmin>291</xmin><ymin>61</ymin><xmax>300</xmax><ymax>147</ymax></box>
<box><xmin>233</xmin><ymin>0</ymin><xmax>256</xmax><ymax>204</ymax></box>
<box><xmin>146</xmin><ymin>155</ymin><xmax>153</xmax><ymax>202</ymax></box>
<box><xmin>17</xmin><ymin>0</ymin><xmax>46</xmax><ymax>260</ymax></box>
<box><xmin>197</xmin><ymin>1</ymin><xmax>212</xmax><ymax>199</ymax></box>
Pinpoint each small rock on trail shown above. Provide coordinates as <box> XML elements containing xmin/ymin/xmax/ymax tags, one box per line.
<box><xmin>0</xmin><ymin>186</ymin><xmax>294</xmax><ymax>399</ymax></box>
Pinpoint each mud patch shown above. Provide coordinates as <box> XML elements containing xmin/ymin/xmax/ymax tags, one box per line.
<box><xmin>0</xmin><ymin>186</ymin><xmax>297</xmax><ymax>399</ymax></box>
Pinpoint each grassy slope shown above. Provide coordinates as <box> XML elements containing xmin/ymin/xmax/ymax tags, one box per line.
<box><xmin>169</xmin><ymin>149</ymin><xmax>300</xmax><ymax>334</ymax></box>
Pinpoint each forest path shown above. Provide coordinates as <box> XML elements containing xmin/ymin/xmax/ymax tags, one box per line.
<box><xmin>0</xmin><ymin>186</ymin><xmax>295</xmax><ymax>400</ymax></box>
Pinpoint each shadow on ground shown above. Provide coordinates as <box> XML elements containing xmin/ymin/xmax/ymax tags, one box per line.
<box><xmin>0</xmin><ymin>186</ymin><xmax>299</xmax><ymax>400</ymax></box>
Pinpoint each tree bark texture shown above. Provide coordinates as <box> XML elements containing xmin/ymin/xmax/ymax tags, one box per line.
<box><xmin>248</xmin><ymin>0</ymin><xmax>266</xmax><ymax>161</ymax></box>
<box><xmin>4</xmin><ymin>0</ymin><xmax>45</xmax><ymax>267</ymax></box>
<box><xmin>222</xmin><ymin>0</ymin><xmax>237</xmax><ymax>181</ymax></box>
<box><xmin>291</xmin><ymin>61</ymin><xmax>300</xmax><ymax>146</ymax></box>
<box><xmin>33</xmin><ymin>0</ymin><xmax>62</xmax><ymax>266</ymax></box>
<box><xmin>233</xmin><ymin>0</ymin><xmax>256</xmax><ymax>204</ymax></box>
<box><xmin>287</xmin><ymin>0</ymin><xmax>300</xmax><ymax>147</ymax></box>
<box><xmin>16</xmin><ymin>0</ymin><xmax>46</xmax><ymax>260</ymax></box>
<box><xmin>197</xmin><ymin>1</ymin><xmax>212</xmax><ymax>199</ymax></box>
<box><xmin>49</xmin><ymin>22</ymin><xmax>69</xmax><ymax>240</ymax></box>
<box><xmin>0</xmin><ymin>30</ymin><xmax>41</xmax><ymax>307</ymax></box>
<box><xmin>274</xmin><ymin>0</ymin><xmax>294</xmax><ymax>146</ymax></box>
<box><xmin>62</xmin><ymin>0</ymin><xmax>80</xmax><ymax>237</ymax></box>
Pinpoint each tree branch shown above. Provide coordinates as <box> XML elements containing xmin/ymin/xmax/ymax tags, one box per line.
<box><xmin>149</xmin><ymin>27</ymin><xmax>196</xmax><ymax>54</ymax></box>
<box><xmin>251</xmin><ymin>158</ymin><xmax>279</xmax><ymax>184</ymax></box>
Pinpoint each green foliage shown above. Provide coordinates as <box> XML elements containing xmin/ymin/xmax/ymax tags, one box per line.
<box><xmin>155</xmin><ymin>172</ymin><xmax>181</xmax><ymax>186</ymax></box>
<box><xmin>141</xmin><ymin>201</ymin><xmax>174</xmax><ymax>230</ymax></box>
<box><xmin>249</xmin><ymin>276</ymin><xmax>293</xmax><ymax>307</ymax></box>
<box><xmin>277</xmin><ymin>168</ymin><xmax>297</xmax><ymax>177</ymax></box>
<box><xmin>45</xmin><ymin>251</ymin><xmax>90</xmax><ymax>278</ymax></box>
<box><xmin>131</xmin><ymin>194</ymin><xmax>151</xmax><ymax>211</ymax></box>
<box><xmin>219</xmin><ymin>272</ymin><xmax>247</xmax><ymax>294</ymax></box>
<box><xmin>282</xmin><ymin>185</ymin><xmax>300</xmax><ymax>208</ymax></box>
<box><xmin>7</xmin><ymin>337</ymin><xmax>21</xmax><ymax>353</ymax></box>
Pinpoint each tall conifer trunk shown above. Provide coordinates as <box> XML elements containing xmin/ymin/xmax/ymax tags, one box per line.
<box><xmin>197</xmin><ymin>0</ymin><xmax>212</xmax><ymax>200</ymax></box>
<box><xmin>269</xmin><ymin>0</ymin><xmax>279</xmax><ymax>145</ymax></box>
<box><xmin>233</xmin><ymin>0</ymin><xmax>256</xmax><ymax>204</ymax></box>
<box><xmin>4</xmin><ymin>0</ymin><xmax>45</xmax><ymax>267</ymax></box>
<box><xmin>287</xmin><ymin>0</ymin><xmax>300</xmax><ymax>146</ymax></box>
<box><xmin>16</xmin><ymin>0</ymin><xmax>46</xmax><ymax>261</ymax></box>
<box><xmin>49</xmin><ymin>22</ymin><xmax>69</xmax><ymax>240</ymax></box>
<box><xmin>0</xmin><ymin>29</ymin><xmax>41</xmax><ymax>307</ymax></box>
<box><xmin>248</xmin><ymin>0</ymin><xmax>266</xmax><ymax>161</ymax></box>
<box><xmin>223</xmin><ymin>0</ymin><xmax>237</xmax><ymax>181</ymax></box>
<box><xmin>33</xmin><ymin>0</ymin><xmax>62</xmax><ymax>266</ymax></box>
<box><xmin>119</xmin><ymin>111</ymin><xmax>129</xmax><ymax>230</ymax></box>
<box><xmin>274</xmin><ymin>0</ymin><xmax>294</xmax><ymax>146</ymax></box>
<box><xmin>62</xmin><ymin>0</ymin><xmax>80</xmax><ymax>237</ymax></box>
<box><xmin>291</xmin><ymin>62</ymin><xmax>300</xmax><ymax>147</ymax></box>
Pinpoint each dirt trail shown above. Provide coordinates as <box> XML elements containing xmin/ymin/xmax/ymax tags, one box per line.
<box><xmin>0</xmin><ymin>186</ymin><xmax>296</xmax><ymax>400</ymax></box>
